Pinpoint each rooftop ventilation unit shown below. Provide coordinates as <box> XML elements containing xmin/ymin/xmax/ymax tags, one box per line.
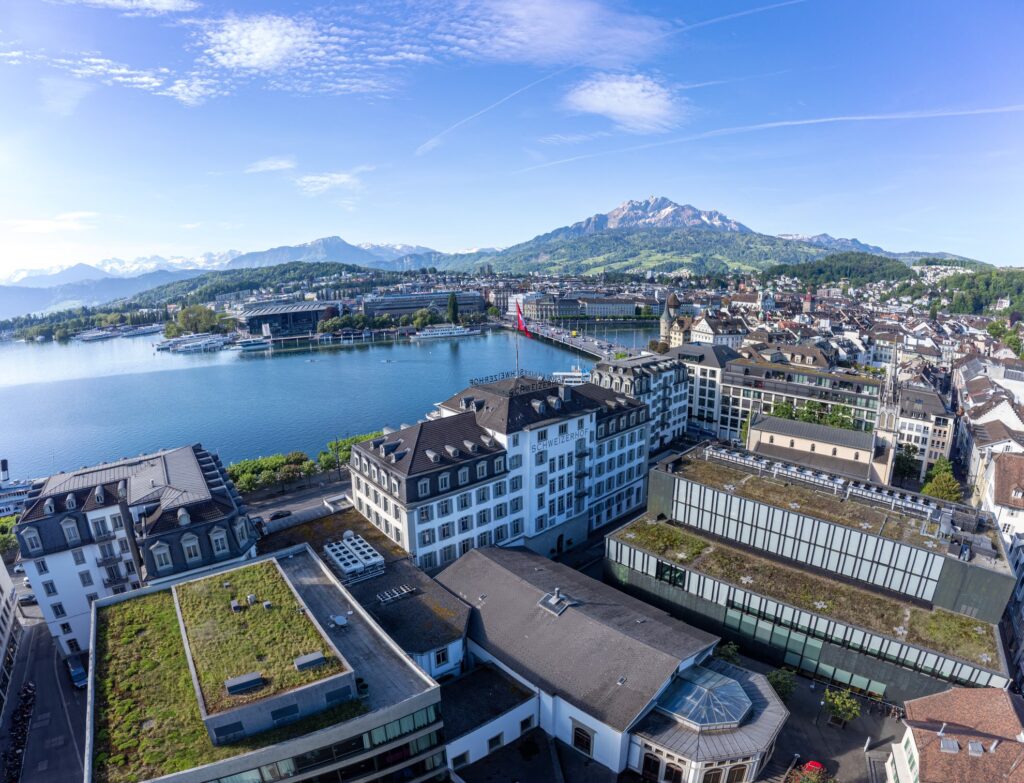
<box><xmin>177</xmin><ymin>508</ymin><xmax>191</xmax><ymax>526</ymax></box>
<box><xmin>225</xmin><ymin>671</ymin><xmax>265</xmax><ymax>695</ymax></box>
<box><xmin>968</xmin><ymin>741</ymin><xmax>984</xmax><ymax>757</ymax></box>
<box><xmin>94</xmin><ymin>486</ymin><xmax>105</xmax><ymax>505</ymax></box>
<box><xmin>445</xmin><ymin>445</ymin><xmax>461</xmax><ymax>458</ymax></box>
<box><xmin>65</xmin><ymin>493</ymin><xmax>76</xmax><ymax>510</ymax></box>
<box><xmin>538</xmin><ymin>586</ymin><xmax>577</xmax><ymax>616</ymax></box>
<box><xmin>263</xmin><ymin>601</ymin><xmax>272</xmax><ymax>610</ymax></box>
<box><xmin>293</xmin><ymin>651</ymin><xmax>327</xmax><ymax>671</ymax></box>
<box><xmin>247</xmin><ymin>593</ymin><xmax>258</xmax><ymax>605</ymax></box>
<box><xmin>939</xmin><ymin>738</ymin><xmax>960</xmax><ymax>754</ymax></box>
<box><xmin>230</xmin><ymin>599</ymin><xmax>241</xmax><ymax>613</ymax></box>
<box><xmin>43</xmin><ymin>498</ymin><xmax>55</xmax><ymax>515</ymax></box>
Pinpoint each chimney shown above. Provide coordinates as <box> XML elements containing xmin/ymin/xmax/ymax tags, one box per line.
<box><xmin>554</xmin><ymin>587</ymin><xmax>561</xmax><ymax>602</ymax></box>
<box><xmin>938</xmin><ymin>723</ymin><xmax>947</xmax><ymax>737</ymax></box>
<box><xmin>991</xmin><ymin>739</ymin><xmax>1001</xmax><ymax>752</ymax></box>
<box><xmin>0</xmin><ymin>459</ymin><xmax>8</xmax><ymax>483</ymax></box>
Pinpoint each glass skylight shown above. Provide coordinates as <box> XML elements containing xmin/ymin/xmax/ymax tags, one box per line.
<box><xmin>658</xmin><ymin>666</ymin><xmax>752</xmax><ymax>731</ymax></box>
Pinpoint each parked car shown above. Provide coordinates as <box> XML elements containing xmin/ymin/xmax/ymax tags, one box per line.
<box><xmin>12</xmin><ymin>563</ymin><xmax>24</xmax><ymax>575</ymax></box>
<box><xmin>269</xmin><ymin>510</ymin><xmax>292</xmax><ymax>521</ymax></box>
<box><xmin>66</xmin><ymin>654</ymin><xmax>88</xmax><ymax>689</ymax></box>
<box><xmin>17</xmin><ymin>593</ymin><xmax>35</xmax><ymax>606</ymax></box>
<box><xmin>19</xmin><ymin>577</ymin><xmax>30</xmax><ymax>588</ymax></box>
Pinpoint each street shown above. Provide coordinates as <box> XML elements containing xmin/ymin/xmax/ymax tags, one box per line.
<box><xmin>245</xmin><ymin>471</ymin><xmax>352</xmax><ymax>521</ymax></box>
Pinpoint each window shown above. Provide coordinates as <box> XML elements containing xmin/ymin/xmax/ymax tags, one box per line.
<box><xmin>458</xmin><ymin>492</ymin><xmax>472</xmax><ymax>511</ymax></box>
<box><xmin>111</xmin><ymin>513</ymin><xmax>124</xmax><ymax>530</ymax></box>
<box><xmin>810</xmin><ymin>444</ymin><xmax>816</xmax><ymax>452</ymax></box>
<box><xmin>79</xmin><ymin>571</ymin><xmax>93</xmax><ymax>587</ymax></box>
<box><xmin>42</xmin><ymin>581</ymin><xmax>57</xmax><ymax>597</ymax></box>
<box><xmin>702</xmin><ymin>771</ymin><xmax>723</xmax><ymax>783</ymax></box>
<box><xmin>52</xmin><ymin>603</ymin><xmax>66</xmax><ymax>618</ymax></box>
<box><xmin>458</xmin><ymin>516</ymin><xmax>472</xmax><ymax>533</ymax></box>
<box><xmin>61</xmin><ymin>519</ymin><xmax>80</xmax><ymax>546</ymax></box>
<box><xmin>559</xmin><ymin>423</ymin><xmax>569</xmax><ymax>435</ymax></box>
<box><xmin>572</xmin><ymin>726</ymin><xmax>593</xmax><ymax>757</ymax></box>
<box><xmin>438</xmin><ymin>473</ymin><xmax>450</xmax><ymax>491</ymax></box>
<box><xmin>67</xmin><ymin>639</ymin><xmax>81</xmax><ymax>654</ymax></box>
<box><xmin>538</xmin><ymin>429</ymin><xmax>548</xmax><ymax>442</ymax></box>
<box><xmin>441</xmin><ymin>544</ymin><xmax>456</xmax><ymax>563</ymax></box>
<box><xmin>210</xmin><ymin>527</ymin><xmax>229</xmax><ymax>555</ymax></box>
<box><xmin>495</xmin><ymin>456</ymin><xmax>505</xmax><ymax>472</ymax></box>
<box><xmin>665</xmin><ymin>764</ymin><xmax>684</xmax><ymax>783</ymax></box>
<box><xmin>420</xmin><ymin>552</ymin><xmax>437</xmax><ymax>570</ymax></box>
<box><xmin>440</xmin><ymin>522</ymin><xmax>454</xmax><ymax>539</ymax></box>
<box><xmin>181</xmin><ymin>534</ymin><xmax>201</xmax><ymax>563</ymax></box>
<box><xmin>35</xmin><ymin>558</ymin><xmax>48</xmax><ymax>575</ymax></box>
<box><xmin>418</xmin><ymin>506</ymin><xmax>433</xmax><ymax>523</ymax></box>
<box><xmin>434</xmin><ymin>648</ymin><xmax>449</xmax><ymax>667</ymax></box>
<box><xmin>476</xmin><ymin>509</ymin><xmax>490</xmax><ymax>527</ymax></box>
<box><xmin>452</xmin><ymin>753</ymin><xmax>469</xmax><ymax>769</ymax></box>
<box><xmin>726</xmin><ymin>768</ymin><xmax>747</xmax><ymax>783</ymax></box>
<box><xmin>22</xmin><ymin>527</ymin><xmax>42</xmax><ymax>554</ymax></box>
<box><xmin>511</xmin><ymin>518</ymin><xmax>523</xmax><ymax>536</ymax></box>
<box><xmin>86</xmin><ymin>593</ymin><xmax>98</xmax><ymax>604</ymax></box>
<box><xmin>476</xmin><ymin>487</ymin><xmax>490</xmax><ymax>503</ymax></box>
<box><xmin>832</xmin><ymin>447</ymin><xmax>838</xmax><ymax>456</ymax></box>
<box><xmin>124</xmin><ymin>560</ymin><xmax>136</xmax><ymax>574</ymax></box>
<box><xmin>60</xmin><ymin>623</ymin><xmax>72</xmax><ymax>634</ymax></box>
<box><xmin>478</xmin><ymin>531</ymin><xmax>491</xmax><ymax>547</ymax></box>
<box><xmin>72</xmin><ymin>549</ymin><xmax>85</xmax><ymax>565</ymax></box>
<box><xmin>151</xmin><ymin>543</ymin><xmax>172</xmax><ymax>571</ymax></box>
<box><xmin>234</xmin><ymin>519</ymin><xmax>250</xmax><ymax>547</ymax></box>
<box><xmin>488</xmin><ymin>734</ymin><xmax>504</xmax><ymax>752</ymax></box>
<box><xmin>118</xmin><ymin>538</ymin><xmax>130</xmax><ymax>553</ymax></box>
<box><xmin>92</xmin><ymin>518</ymin><xmax>109</xmax><ymax>537</ymax></box>
<box><xmin>458</xmin><ymin>467</ymin><xmax>470</xmax><ymax>485</ymax></box>
<box><xmin>476</xmin><ymin>462</ymin><xmax>487</xmax><ymax>479</ymax></box>
<box><xmin>520</xmin><ymin>716</ymin><xmax>534</xmax><ymax>733</ymax></box>
<box><xmin>510</xmin><ymin>476</ymin><xmax>522</xmax><ymax>491</ymax></box>
<box><xmin>418</xmin><ymin>478</ymin><xmax>430</xmax><ymax>497</ymax></box>
<box><xmin>419</xmin><ymin>529</ymin><xmax>435</xmax><ymax>547</ymax></box>
<box><xmin>494</xmin><ymin>524</ymin><xmax>508</xmax><ymax>542</ymax></box>
<box><xmin>854</xmin><ymin>451</ymin><xmax>860</xmax><ymax>461</ymax></box>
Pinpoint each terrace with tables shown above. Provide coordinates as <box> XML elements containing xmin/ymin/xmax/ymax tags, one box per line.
<box><xmin>613</xmin><ymin>516</ymin><xmax>1001</xmax><ymax>669</ymax></box>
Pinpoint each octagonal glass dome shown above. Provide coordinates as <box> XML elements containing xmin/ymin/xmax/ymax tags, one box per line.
<box><xmin>657</xmin><ymin>665</ymin><xmax>752</xmax><ymax>731</ymax></box>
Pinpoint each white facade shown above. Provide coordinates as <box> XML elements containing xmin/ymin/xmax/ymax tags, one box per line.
<box><xmin>23</xmin><ymin>505</ymin><xmax>139</xmax><ymax>657</ymax></box>
<box><xmin>352</xmin><ymin>390</ymin><xmax>649</xmax><ymax>571</ymax></box>
<box><xmin>884</xmin><ymin>726</ymin><xmax>919</xmax><ymax>783</ymax></box>
<box><xmin>446</xmin><ymin>688</ymin><xmax>539</xmax><ymax>773</ymax></box>
<box><xmin>682</xmin><ymin>361</ymin><xmax>724</xmax><ymax>436</ymax></box>
<box><xmin>414</xmin><ymin>638</ymin><xmax>464</xmax><ymax>681</ymax></box>
<box><xmin>0</xmin><ymin>563</ymin><xmax>21</xmax><ymax>714</ymax></box>
<box><xmin>591</xmin><ymin>356</ymin><xmax>689</xmax><ymax>453</ymax></box>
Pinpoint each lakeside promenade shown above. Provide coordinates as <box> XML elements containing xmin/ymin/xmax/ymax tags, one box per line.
<box><xmin>496</xmin><ymin>318</ymin><xmax>645</xmax><ymax>360</ymax></box>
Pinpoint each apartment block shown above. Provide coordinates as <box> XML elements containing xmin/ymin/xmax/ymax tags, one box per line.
<box><xmin>14</xmin><ymin>444</ymin><xmax>257</xmax><ymax>656</ymax></box>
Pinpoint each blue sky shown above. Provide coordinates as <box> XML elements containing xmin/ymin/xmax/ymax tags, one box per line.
<box><xmin>0</xmin><ymin>0</ymin><xmax>1022</xmax><ymax>275</ymax></box>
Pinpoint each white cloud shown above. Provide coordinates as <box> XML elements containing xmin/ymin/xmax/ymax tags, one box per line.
<box><xmin>39</xmin><ymin>76</ymin><xmax>96</xmax><ymax>116</ymax></box>
<box><xmin>4</xmin><ymin>212</ymin><xmax>99</xmax><ymax>234</ymax></box>
<box><xmin>245</xmin><ymin>156</ymin><xmax>296</xmax><ymax>174</ymax></box>
<box><xmin>180</xmin><ymin>222</ymin><xmax>202</xmax><ymax>229</ymax></box>
<box><xmin>294</xmin><ymin>167</ymin><xmax>372</xmax><ymax>196</ymax></box>
<box><xmin>160</xmin><ymin>75</ymin><xmax>222</xmax><ymax>106</ymax></box>
<box><xmin>564</xmin><ymin>73</ymin><xmax>680</xmax><ymax>133</ymax></box>
<box><xmin>436</xmin><ymin>0</ymin><xmax>667</xmax><ymax>66</ymax></box>
<box><xmin>58</xmin><ymin>0</ymin><xmax>199</xmax><ymax>13</ymax></box>
<box><xmin>204</xmin><ymin>15</ymin><xmax>320</xmax><ymax>72</ymax></box>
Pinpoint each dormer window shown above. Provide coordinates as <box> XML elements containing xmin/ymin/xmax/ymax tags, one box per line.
<box><xmin>458</xmin><ymin>467</ymin><xmax>469</xmax><ymax>485</ymax></box>
<box><xmin>181</xmin><ymin>533</ymin><xmax>201</xmax><ymax>563</ymax></box>
<box><xmin>234</xmin><ymin>519</ymin><xmax>250</xmax><ymax>548</ymax></box>
<box><xmin>439</xmin><ymin>473</ymin><xmax>450</xmax><ymax>491</ymax></box>
<box><xmin>209</xmin><ymin>527</ymin><xmax>229</xmax><ymax>556</ymax></box>
<box><xmin>61</xmin><ymin>518</ymin><xmax>80</xmax><ymax>547</ymax></box>
<box><xmin>1014</xmin><ymin>488</ymin><xmax>1024</xmax><ymax>500</ymax></box>
<box><xmin>418</xmin><ymin>478</ymin><xmax>430</xmax><ymax>497</ymax></box>
<box><xmin>22</xmin><ymin>527</ymin><xmax>42</xmax><ymax>554</ymax></box>
<box><xmin>151</xmin><ymin>542</ymin><xmax>172</xmax><ymax>571</ymax></box>
<box><xmin>476</xmin><ymin>462</ymin><xmax>487</xmax><ymax>479</ymax></box>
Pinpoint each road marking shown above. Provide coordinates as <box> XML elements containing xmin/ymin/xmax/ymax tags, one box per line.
<box><xmin>51</xmin><ymin>643</ymin><xmax>83</xmax><ymax>773</ymax></box>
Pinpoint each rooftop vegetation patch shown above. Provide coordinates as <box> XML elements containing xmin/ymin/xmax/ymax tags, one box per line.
<box><xmin>176</xmin><ymin>560</ymin><xmax>345</xmax><ymax>713</ymax></box>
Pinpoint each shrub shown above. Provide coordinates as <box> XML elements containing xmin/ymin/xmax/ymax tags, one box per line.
<box><xmin>767</xmin><ymin>668</ymin><xmax>796</xmax><ymax>703</ymax></box>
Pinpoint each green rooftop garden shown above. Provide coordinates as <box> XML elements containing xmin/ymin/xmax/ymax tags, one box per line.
<box><xmin>176</xmin><ymin>560</ymin><xmax>345</xmax><ymax>714</ymax></box>
<box><xmin>674</xmin><ymin>456</ymin><xmax>945</xmax><ymax>549</ymax></box>
<box><xmin>93</xmin><ymin>588</ymin><xmax>366</xmax><ymax>783</ymax></box>
<box><xmin>615</xmin><ymin>518</ymin><xmax>1000</xmax><ymax>668</ymax></box>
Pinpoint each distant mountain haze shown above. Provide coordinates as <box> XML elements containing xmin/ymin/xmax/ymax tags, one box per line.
<box><xmin>0</xmin><ymin>196</ymin><xmax>978</xmax><ymax>319</ymax></box>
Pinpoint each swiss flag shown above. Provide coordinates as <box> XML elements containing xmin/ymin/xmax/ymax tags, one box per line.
<box><xmin>515</xmin><ymin>302</ymin><xmax>532</xmax><ymax>338</ymax></box>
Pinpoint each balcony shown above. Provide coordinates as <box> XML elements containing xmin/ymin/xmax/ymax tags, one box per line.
<box><xmin>103</xmin><ymin>574</ymin><xmax>129</xmax><ymax>588</ymax></box>
<box><xmin>95</xmin><ymin>553</ymin><xmax>122</xmax><ymax>568</ymax></box>
<box><xmin>93</xmin><ymin>530</ymin><xmax>116</xmax><ymax>543</ymax></box>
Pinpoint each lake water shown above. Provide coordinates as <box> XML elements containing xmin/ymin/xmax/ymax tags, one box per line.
<box><xmin>0</xmin><ymin>326</ymin><xmax>657</xmax><ymax>480</ymax></box>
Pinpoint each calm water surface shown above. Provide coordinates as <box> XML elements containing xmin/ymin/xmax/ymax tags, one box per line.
<box><xmin>0</xmin><ymin>328</ymin><xmax>652</xmax><ymax>479</ymax></box>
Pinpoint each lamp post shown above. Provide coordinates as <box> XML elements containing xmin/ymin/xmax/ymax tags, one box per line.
<box><xmin>814</xmin><ymin>699</ymin><xmax>826</xmax><ymax>726</ymax></box>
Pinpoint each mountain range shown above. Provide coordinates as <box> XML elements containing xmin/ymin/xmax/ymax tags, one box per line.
<box><xmin>0</xmin><ymin>196</ymin><xmax>978</xmax><ymax>319</ymax></box>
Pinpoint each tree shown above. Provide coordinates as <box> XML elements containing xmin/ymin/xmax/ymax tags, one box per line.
<box><xmin>739</xmin><ymin>414</ymin><xmax>751</xmax><ymax>446</ymax></box>
<box><xmin>486</xmin><ymin>306</ymin><xmax>500</xmax><ymax>318</ymax></box>
<box><xmin>987</xmin><ymin>321</ymin><xmax>1008</xmax><ymax>340</ymax></box>
<box><xmin>824</xmin><ymin>404</ymin><xmax>854</xmax><ymax>430</ymax></box>
<box><xmin>412</xmin><ymin>308</ymin><xmax>437</xmax><ymax>329</ymax></box>
<box><xmin>322</xmin><ymin>305</ymin><xmax>339</xmax><ymax>320</ymax></box>
<box><xmin>924</xmin><ymin>456</ymin><xmax>954</xmax><ymax>484</ymax></box>
<box><xmin>824</xmin><ymin>689</ymin><xmax>860</xmax><ymax>724</ymax></box>
<box><xmin>796</xmin><ymin>401</ymin><xmax>823</xmax><ymax>424</ymax></box>
<box><xmin>771</xmin><ymin>401</ymin><xmax>796</xmax><ymax>420</ymax></box>
<box><xmin>234</xmin><ymin>473</ymin><xmax>257</xmax><ymax>494</ymax></box>
<box><xmin>1011</xmin><ymin>311</ymin><xmax>1023</xmax><ymax>326</ymax></box>
<box><xmin>929</xmin><ymin>302</ymin><xmax>939</xmax><ymax>321</ymax></box>
<box><xmin>893</xmin><ymin>444</ymin><xmax>920</xmax><ymax>485</ymax></box>
<box><xmin>922</xmin><ymin>470</ymin><xmax>963</xmax><ymax>502</ymax></box>
<box><xmin>715</xmin><ymin>641</ymin><xmax>741</xmax><ymax>665</ymax></box>
<box><xmin>767</xmin><ymin>668</ymin><xmax>796</xmax><ymax>703</ymax></box>
<box><xmin>446</xmin><ymin>292</ymin><xmax>460</xmax><ymax>324</ymax></box>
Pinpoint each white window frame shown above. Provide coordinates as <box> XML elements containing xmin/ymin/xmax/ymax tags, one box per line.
<box><xmin>151</xmin><ymin>542</ymin><xmax>173</xmax><ymax>571</ymax></box>
<box><xmin>181</xmin><ymin>533</ymin><xmax>201</xmax><ymax>563</ymax></box>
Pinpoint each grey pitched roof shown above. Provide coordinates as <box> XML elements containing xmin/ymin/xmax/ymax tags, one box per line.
<box><xmin>632</xmin><ymin>658</ymin><xmax>788</xmax><ymax>763</ymax></box>
<box><xmin>670</xmin><ymin>343</ymin><xmax>740</xmax><ymax>368</ymax></box>
<box><xmin>435</xmin><ymin>547</ymin><xmax>717</xmax><ymax>731</ymax></box>
<box><xmin>750</xmin><ymin>414</ymin><xmax>874</xmax><ymax>450</ymax></box>
<box><xmin>437</xmin><ymin>377</ymin><xmax>638</xmax><ymax>435</ymax></box>
<box><xmin>346</xmin><ymin>557</ymin><xmax>470</xmax><ymax>654</ymax></box>
<box><xmin>239</xmin><ymin>301</ymin><xmax>336</xmax><ymax>317</ymax></box>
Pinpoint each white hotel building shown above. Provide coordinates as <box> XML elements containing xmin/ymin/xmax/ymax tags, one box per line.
<box><xmin>14</xmin><ymin>444</ymin><xmax>257</xmax><ymax>657</ymax></box>
<box><xmin>350</xmin><ymin>375</ymin><xmax>649</xmax><ymax>570</ymax></box>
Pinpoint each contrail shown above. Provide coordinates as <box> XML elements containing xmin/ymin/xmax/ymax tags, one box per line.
<box><xmin>414</xmin><ymin>0</ymin><xmax>808</xmax><ymax>155</ymax></box>
<box><xmin>517</xmin><ymin>104</ymin><xmax>1024</xmax><ymax>173</ymax></box>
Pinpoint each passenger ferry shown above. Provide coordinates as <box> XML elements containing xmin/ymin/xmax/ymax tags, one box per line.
<box><xmin>552</xmin><ymin>365</ymin><xmax>591</xmax><ymax>386</ymax></box>
<box><xmin>234</xmin><ymin>338</ymin><xmax>272</xmax><ymax>352</ymax></box>
<box><xmin>0</xmin><ymin>460</ymin><xmax>33</xmax><ymax>517</ymax></box>
<box><xmin>409</xmin><ymin>324</ymin><xmax>481</xmax><ymax>340</ymax></box>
